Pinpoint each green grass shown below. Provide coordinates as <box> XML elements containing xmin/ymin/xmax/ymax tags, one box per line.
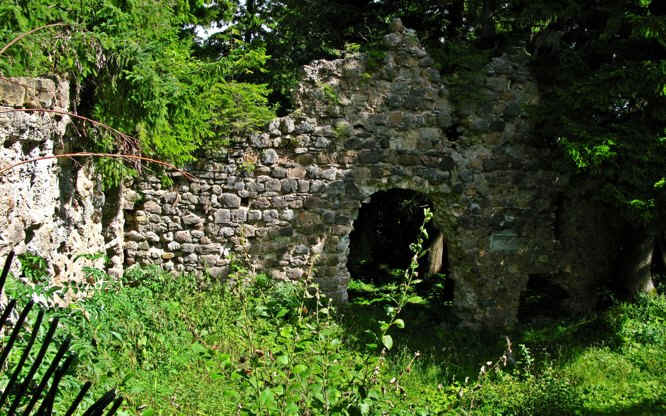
<box><xmin>2</xmin><ymin>265</ymin><xmax>666</xmax><ymax>415</ymax></box>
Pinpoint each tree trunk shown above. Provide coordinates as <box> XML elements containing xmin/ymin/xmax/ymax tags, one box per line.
<box><xmin>479</xmin><ymin>0</ymin><xmax>497</xmax><ymax>46</ymax></box>
<box><xmin>447</xmin><ymin>0</ymin><xmax>465</xmax><ymax>40</ymax></box>
<box><xmin>622</xmin><ymin>228</ymin><xmax>655</xmax><ymax>295</ymax></box>
<box><xmin>244</xmin><ymin>0</ymin><xmax>256</xmax><ymax>43</ymax></box>
<box><xmin>427</xmin><ymin>231</ymin><xmax>445</xmax><ymax>276</ymax></box>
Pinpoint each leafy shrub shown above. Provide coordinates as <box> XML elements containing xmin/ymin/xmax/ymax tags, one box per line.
<box><xmin>611</xmin><ymin>293</ymin><xmax>666</xmax><ymax>347</ymax></box>
<box><xmin>4</xmin><ymin>239</ymin><xmax>666</xmax><ymax>415</ymax></box>
<box><xmin>17</xmin><ymin>251</ymin><xmax>48</xmax><ymax>283</ymax></box>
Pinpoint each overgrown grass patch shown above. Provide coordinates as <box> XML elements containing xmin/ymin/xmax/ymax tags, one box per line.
<box><xmin>3</xmin><ymin>261</ymin><xmax>666</xmax><ymax>415</ymax></box>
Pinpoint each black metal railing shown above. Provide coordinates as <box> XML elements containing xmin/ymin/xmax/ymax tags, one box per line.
<box><xmin>1</xmin><ymin>251</ymin><xmax>123</xmax><ymax>415</ymax></box>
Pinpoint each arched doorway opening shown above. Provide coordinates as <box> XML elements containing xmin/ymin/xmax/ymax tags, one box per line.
<box><xmin>346</xmin><ymin>189</ymin><xmax>453</xmax><ymax>307</ymax></box>
<box><xmin>518</xmin><ymin>274</ymin><xmax>570</xmax><ymax>323</ymax></box>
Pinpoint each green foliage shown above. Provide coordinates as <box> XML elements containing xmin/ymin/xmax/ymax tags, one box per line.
<box><xmin>439</xmin><ymin>41</ymin><xmax>494</xmax><ymax>109</ymax></box>
<box><xmin>460</xmin><ymin>343</ymin><xmax>583</xmax><ymax>416</ymax></box>
<box><xmin>319</xmin><ymin>83</ymin><xmax>340</xmax><ymax>105</ymax></box>
<box><xmin>239</xmin><ymin>160</ymin><xmax>256</xmax><ymax>175</ymax></box>
<box><xmin>17</xmin><ymin>251</ymin><xmax>48</xmax><ymax>283</ymax></box>
<box><xmin>565</xmin><ymin>294</ymin><xmax>666</xmax><ymax>413</ymax></box>
<box><xmin>197</xmin><ymin>0</ymin><xmax>476</xmax><ymax>112</ymax></box>
<box><xmin>0</xmin><ymin>0</ymin><xmax>275</xmax><ymax>188</ymax></box>
<box><xmin>4</xmin><ymin>260</ymin><xmax>666</xmax><ymax>414</ymax></box>
<box><xmin>364</xmin><ymin>47</ymin><xmax>386</xmax><ymax>75</ymax></box>
<box><xmin>519</xmin><ymin>0</ymin><xmax>666</xmax><ymax>224</ymax></box>
<box><xmin>334</xmin><ymin>121</ymin><xmax>351</xmax><ymax>140</ymax></box>
<box><xmin>214</xmin><ymin>0</ymin><xmax>665</xmax><ymax>229</ymax></box>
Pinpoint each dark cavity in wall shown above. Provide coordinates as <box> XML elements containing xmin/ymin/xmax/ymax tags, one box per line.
<box><xmin>346</xmin><ymin>189</ymin><xmax>453</xmax><ymax>303</ymax></box>
<box><xmin>102</xmin><ymin>186</ymin><xmax>122</xmax><ymax>264</ymax></box>
<box><xmin>24</xmin><ymin>223</ymin><xmax>38</xmax><ymax>244</ymax></box>
<box><xmin>518</xmin><ymin>274</ymin><xmax>570</xmax><ymax>323</ymax></box>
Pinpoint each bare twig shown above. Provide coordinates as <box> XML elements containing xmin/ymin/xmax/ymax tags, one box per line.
<box><xmin>0</xmin><ymin>152</ymin><xmax>197</xmax><ymax>181</ymax></box>
<box><xmin>0</xmin><ymin>23</ymin><xmax>69</xmax><ymax>58</ymax></box>
<box><xmin>0</xmin><ymin>25</ymin><xmax>195</xmax><ymax>183</ymax></box>
<box><xmin>0</xmin><ymin>108</ymin><xmax>139</xmax><ymax>152</ymax></box>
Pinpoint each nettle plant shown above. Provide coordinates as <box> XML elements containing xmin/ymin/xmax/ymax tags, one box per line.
<box><xmin>221</xmin><ymin>209</ymin><xmax>434</xmax><ymax>415</ymax></box>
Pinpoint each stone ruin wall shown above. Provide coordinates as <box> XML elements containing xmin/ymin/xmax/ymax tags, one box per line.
<box><xmin>0</xmin><ymin>77</ymin><xmax>107</xmax><ymax>299</ymax></box>
<box><xmin>0</xmin><ymin>25</ymin><xmax>618</xmax><ymax>327</ymax></box>
<box><xmin>124</xmin><ymin>25</ymin><xmax>618</xmax><ymax>328</ymax></box>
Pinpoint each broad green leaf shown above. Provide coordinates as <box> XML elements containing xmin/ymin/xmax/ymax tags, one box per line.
<box><xmin>293</xmin><ymin>364</ymin><xmax>308</xmax><ymax>376</ymax></box>
<box><xmin>223</xmin><ymin>390</ymin><xmax>240</xmax><ymax>401</ymax></box>
<box><xmin>220</xmin><ymin>353</ymin><xmax>232</xmax><ymax>368</ymax></box>
<box><xmin>394</xmin><ymin>319</ymin><xmax>405</xmax><ymax>329</ymax></box>
<box><xmin>286</xmin><ymin>402</ymin><xmax>299</xmax><ymax>415</ymax></box>
<box><xmin>382</xmin><ymin>334</ymin><xmax>393</xmax><ymax>350</ymax></box>
<box><xmin>407</xmin><ymin>296</ymin><xmax>425</xmax><ymax>304</ymax></box>
<box><xmin>190</xmin><ymin>343</ymin><xmax>208</xmax><ymax>355</ymax></box>
<box><xmin>276</xmin><ymin>354</ymin><xmax>289</xmax><ymax>366</ymax></box>
<box><xmin>260</xmin><ymin>388</ymin><xmax>275</xmax><ymax>407</ymax></box>
<box><xmin>276</xmin><ymin>308</ymin><xmax>289</xmax><ymax>318</ymax></box>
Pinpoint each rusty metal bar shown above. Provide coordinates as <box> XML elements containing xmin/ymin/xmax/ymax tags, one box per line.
<box><xmin>0</xmin><ymin>310</ymin><xmax>45</xmax><ymax>407</ymax></box>
<box><xmin>1</xmin><ymin>251</ymin><xmax>123</xmax><ymax>415</ymax></box>
<box><xmin>7</xmin><ymin>317</ymin><xmax>60</xmax><ymax>415</ymax></box>
<box><xmin>63</xmin><ymin>381</ymin><xmax>92</xmax><ymax>416</ymax></box>
<box><xmin>21</xmin><ymin>336</ymin><xmax>71</xmax><ymax>416</ymax></box>
<box><xmin>0</xmin><ymin>300</ymin><xmax>34</xmax><ymax>369</ymax></box>
<box><xmin>0</xmin><ymin>250</ymin><xmax>14</xmax><ymax>292</ymax></box>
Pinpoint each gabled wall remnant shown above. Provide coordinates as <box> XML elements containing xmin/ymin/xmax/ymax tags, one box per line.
<box><xmin>0</xmin><ymin>77</ymin><xmax>107</xmax><ymax>298</ymax></box>
<box><xmin>124</xmin><ymin>23</ymin><xmax>619</xmax><ymax>328</ymax></box>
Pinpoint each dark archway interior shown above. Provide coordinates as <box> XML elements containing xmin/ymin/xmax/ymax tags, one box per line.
<box><xmin>347</xmin><ymin>189</ymin><xmax>453</xmax><ymax>302</ymax></box>
<box><xmin>518</xmin><ymin>274</ymin><xmax>570</xmax><ymax>323</ymax></box>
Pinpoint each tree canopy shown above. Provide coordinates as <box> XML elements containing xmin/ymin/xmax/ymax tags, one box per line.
<box><xmin>519</xmin><ymin>0</ymin><xmax>666</xmax><ymax>228</ymax></box>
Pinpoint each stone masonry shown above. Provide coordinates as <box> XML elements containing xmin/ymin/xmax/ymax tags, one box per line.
<box><xmin>0</xmin><ymin>77</ymin><xmax>107</xmax><ymax>301</ymax></box>
<box><xmin>124</xmin><ymin>23</ymin><xmax>618</xmax><ymax>328</ymax></box>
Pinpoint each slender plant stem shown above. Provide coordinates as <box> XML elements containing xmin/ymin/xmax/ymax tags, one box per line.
<box><xmin>0</xmin><ymin>108</ymin><xmax>139</xmax><ymax>151</ymax></box>
<box><xmin>0</xmin><ymin>23</ymin><xmax>69</xmax><ymax>58</ymax></box>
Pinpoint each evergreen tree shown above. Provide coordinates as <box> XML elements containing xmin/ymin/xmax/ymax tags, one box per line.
<box><xmin>0</xmin><ymin>0</ymin><xmax>275</xmax><ymax>187</ymax></box>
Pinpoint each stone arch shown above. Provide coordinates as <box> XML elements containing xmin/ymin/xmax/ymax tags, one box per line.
<box><xmin>323</xmin><ymin>178</ymin><xmax>457</xmax><ymax>301</ymax></box>
<box><xmin>344</xmin><ymin>187</ymin><xmax>453</xmax><ymax>303</ymax></box>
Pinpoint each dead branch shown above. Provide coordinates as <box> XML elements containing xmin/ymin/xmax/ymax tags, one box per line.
<box><xmin>0</xmin><ymin>23</ymin><xmax>69</xmax><ymax>58</ymax></box>
<box><xmin>0</xmin><ymin>108</ymin><xmax>139</xmax><ymax>153</ymax></box>
<box><xmin>0</xmin><ymin>25</ymin><xmax>195</xmax><ymax>184</ymax></box>
<box><xmin>0</xmin><ymin>152</ymin><xmax>197</xmax><ymax>181</ymax></box>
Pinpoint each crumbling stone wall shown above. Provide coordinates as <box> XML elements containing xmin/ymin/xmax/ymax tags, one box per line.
<box><xmin>0</xmin><ymin>77</ymin><xmax>106</xmax><ymax>298</ymax></box>
<box><xmin>125</xmin><ymin>24</ymin><xmax>617</xmax><ymax>328</ymax></box>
